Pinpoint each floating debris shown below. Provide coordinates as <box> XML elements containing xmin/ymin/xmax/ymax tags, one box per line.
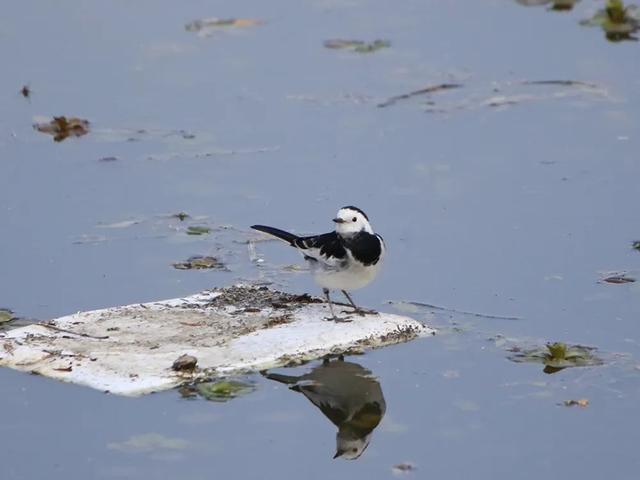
<box><xmin>392</xmin><ymin>463</ymin><xmax>417</xmax><ymax>475</ymax></box>
<box><xmin>172</xmin><ymin>354</ymin><xmax>198</xmax><ymax>372</ymax></box>
<box><xmin>580</xmin><ymin>0</ymin><xmax>640</xmax><ymax>42</ymax></box>
<box><xmin>523</xmin><ymin>79</ymin><xmax>597</xmax><ymax>88</ymax></box>
<box><xmin>377</xmin><ymin>83</ymin><xmax>462</xmax><ymax>108</ymax></box>
<box><xmin>508</xmin><ymin>342</ymin><xmax>603</xmax><ymax>374</ymax></box>
<box><xmin>173</xmin><ymin>256</ymin><xmax>228</xmax><ymax>270</ymax></box>
<box><xmin>97</xmin><ymin>219</ymin><xmax>141</xmax><ymax>229</ymax></box>
<box><xmin>562</xmin><ymin>399</ymin><xmax>589</xmax><ymax>407</ymax></box>
<box><xmin>108</xmin><ymin>433</ymin><xmax>189</xmax><ymax>453</ymax></box>
<box><xmin>185</xmin><ymin>226</ymin><xmax>211</xmax><ymax>235</ymax></box>
<box><xmin>376</xmin><ymin>79</ymin><xmax>609</xmax><ymax>112</ymax></box>
<box><xmin>515</xmin><ymin>0</ymin><xmax>581</xmax><ymax>11</ymax></box>
<box><xmin>33</xmin><ymin>116</ymin><xmax>90</xmax><ymax>142</ymax></box>
<box><xmin>71</xmin><ymin>234</ymin><xmax>109</xmax><ymax>245</ymax></box>
<box><xmin>98</xmin><ymin>156</ymin><xmax>118</xmax><ymax>162</ymax></box>
<box><xmin>0</xmin><ymin>308</ymin><xmax>15</xmax><ymax>324</ymax></box>
<box><xmin>185</xmin><ymin>17</ymin><xmax>263</xmax><ymax>37</ymax></box>
<box><xmin>600</xmin><ymin>272</ymin><xmax>636</xmax><ymax>284</ymax></box>
<box><xmin>282</xmin><ymin>264</ymin><xmax>308</xmax><ymax>272</ymax></box>
<box><xmin>0</xmin><ymin>285</ymin><xmax>433</xmax><ymax>396</ymax></box>
<box><xmin>324</xmin><ymin>39</ymin><xmax>391</xmax><ymax>53</ymax></box>
<box><xmin>20</xmin><ymin>84</ymin><xmax>31</xmax><ymax>99</ymax></box>
<box><xmin>175</xmin><ymin>130</ymin><xmax>195</xmax><ymax>140</ymax></box>
<box><xmin>172</xmin><ymin>212</ymin><xmax>190</xmax><ymax>221</ymax></box>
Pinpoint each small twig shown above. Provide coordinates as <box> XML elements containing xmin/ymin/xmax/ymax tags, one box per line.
<box><xmin>377</xmin><ymin>83</ymin><xmax>462</xmax><ymax>108</ymax></box>
<box><xmin>40</xmin><ymin>323</ymin><xmax>109</xmax><ymax>340</ymax></box>
<box><xmin>390</xmin><ymin>300</ymin><xmax>521</xmax><ymax>321</ymax></box>
<box><xmin>522</xmin><ymin>79</ymin><xmax>597</xmax><ymax>88</ymax></box>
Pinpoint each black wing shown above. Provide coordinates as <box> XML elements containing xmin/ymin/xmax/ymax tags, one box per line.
<box><xmin>293</xmin><ymin>232</ymin><xmax>348</xmax><ymax>266</ymax></box>
<box><xmin>345</xmin><ymin>232</ymin><xmax>383</xmax><ymax>266</ymax></box>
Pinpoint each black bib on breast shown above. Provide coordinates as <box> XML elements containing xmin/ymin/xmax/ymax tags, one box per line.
<box><xmin>345</xmin><ymin>232</ymin><xmax>382</xmax><ymax>266</ymax></box>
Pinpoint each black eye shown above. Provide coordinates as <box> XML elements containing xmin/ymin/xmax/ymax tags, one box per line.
<box><xmin>352</xmin><ymin>217</ymin><xmax>357</xmax><ymax>222</ymax></box>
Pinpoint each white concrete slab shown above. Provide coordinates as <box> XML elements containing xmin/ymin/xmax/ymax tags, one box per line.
<box><xmin>0</xmin><ymin>285</ymin><xmax>434</xmax><ymax>396</ymax></box>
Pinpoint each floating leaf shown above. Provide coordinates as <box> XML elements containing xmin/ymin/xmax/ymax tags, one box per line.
<box><xmin>508</xmin><ymin>342</ymin><xmax>603</xmax><ymax>374</ymax></box>
<box><xmin>34</xmin><ymin>116</ymin><xmax>90</xmax><ymax>142</ymax></box>
<box><xmin>324</xmin><ymin>39</ymin><xmax>391</xmax><ymax>53</ymax></box>
<box><xmin>563</xmin><ymin>399</ymin><xmax>589</xmax><ymax>407</ymax></box>
<box><xmin>0</xmin><ymin>308</ymin><xmax>15</xmax><ymax>324</ymax></box>
<box><xmin>173</xmin><ymin>256</ymin><xmax>227</xmax><ymax>270</ymax></box>
<box><xmin>195</xmin><ymin>380</ymin><xmax>256</xmax><ymax>402</ymax></box>
<box><xmin>185</xmin><ymin>226</ymin><xmax>210</xmax><ymax>235</ymax></box>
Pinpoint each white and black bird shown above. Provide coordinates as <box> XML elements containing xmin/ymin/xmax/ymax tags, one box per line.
<box><xmin>251</xmin><ymin>206</ymin><xmax>385</xmax><ymax>321</ymax></box>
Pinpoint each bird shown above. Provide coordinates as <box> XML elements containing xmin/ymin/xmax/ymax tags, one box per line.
<box><xmin>263</xmin><ymin>356</ymin><xmax>386</xmax><ymax>460</ymax></box>
<box><xmin>251</xmin><ymin>206</ymin><xmax>385</xmax><ymax>321</ymax></box>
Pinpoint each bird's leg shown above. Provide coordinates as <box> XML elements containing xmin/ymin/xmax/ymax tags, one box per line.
<box><xmin>323</xmin><ymin>288</ymin><xmax>351</xmax><ymax>322</ymax></box>
<box><xmin>341</xmin><ymin>290</ymin><xmax>378</xmax><ymax>316</ymax></box>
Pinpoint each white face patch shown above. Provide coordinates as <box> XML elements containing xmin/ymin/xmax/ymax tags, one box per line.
<box><xmin>334</xmin><ymin>208</ymin><xmax>373</xmax><ymax>236</ymax></box>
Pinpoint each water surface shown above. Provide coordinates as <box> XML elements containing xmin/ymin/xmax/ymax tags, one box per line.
<box><xmin>1</xmin><ymin>0</ymin><xmax>639</xmax><ymax>478</ymax></box>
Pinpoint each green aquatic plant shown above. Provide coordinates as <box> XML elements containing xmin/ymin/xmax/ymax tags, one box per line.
<box><xmin>173</xmin><ymin>256</ymin><xmax>227</xmax><ymax>270</ymax></box>
<box><xmin>0</xmin><ymin>308</ymin><xmax>15</xmax><ymax>324</ymax></box>
<box><xmin>580</xmin><ymin>0</ymin><xmax>640</xmax><ymax>41</ymax></box>
<box><xmin>185</xmin><ymin>226</ymin><xmax>211</xmax><ymax>235</ymax></box>
<box><xmin>546</xmin><ymin>342</ymin><xmax>567</xmax><ymax>360</ymax></box>
<box><xmin>196</xmin><ymin>380</ymin><xmax>256</xmax><ymax>402</ymax></box>
<box><xmin>508</xmin><ymin>341</ymin><xmax>603</xmax><ymax>374</ymax></box>
<box><xmin>607</xmin><ymin>0</ymin><xmax>628</xmax><ymax>22</ymax></box>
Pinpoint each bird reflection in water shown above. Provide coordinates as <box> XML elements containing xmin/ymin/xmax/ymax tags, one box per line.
<box><xmin>263</xmin><ymin>356</ymin><xmax>386</xmax><ymax>460</ymax></box>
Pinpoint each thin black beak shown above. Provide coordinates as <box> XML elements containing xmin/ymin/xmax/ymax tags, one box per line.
<box><xmin>333</xmin><ymin>218</ymin><xmax>345</xmax><ymax>224</ymax></box>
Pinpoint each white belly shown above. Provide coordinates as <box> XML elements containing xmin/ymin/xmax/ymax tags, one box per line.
<box><xmin>310</xmin><ymin>255</ymin><xmax>383</xmax><ymax>291</ymax></box>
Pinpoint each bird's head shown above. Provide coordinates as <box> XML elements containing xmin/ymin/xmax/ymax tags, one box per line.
<box><xmin>333</xmin><ymin>432</ymin><xmax>372</xmax><ymax>460</ymax></box>
<box><xmin>333</xmin><ymin>206</ymin><xmax>373</xmax><ymax>237</ymax></box>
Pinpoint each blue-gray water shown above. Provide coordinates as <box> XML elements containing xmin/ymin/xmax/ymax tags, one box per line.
<box><xmin>1</xmin><ymin>0</ymin><xmax>639</xmax><ymax>478</ymax></box>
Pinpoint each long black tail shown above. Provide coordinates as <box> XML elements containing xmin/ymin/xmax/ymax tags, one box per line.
<box><xmin>251</xmin><ymin>225</ymin><xmax>299</xmax><ymax>245</ymax></box>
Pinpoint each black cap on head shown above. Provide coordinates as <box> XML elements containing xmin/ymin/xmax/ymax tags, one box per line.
<box><xmin>340</xmin><ymin>206</ymin><xmax>368</xmax><ymax>221</ymax></box>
